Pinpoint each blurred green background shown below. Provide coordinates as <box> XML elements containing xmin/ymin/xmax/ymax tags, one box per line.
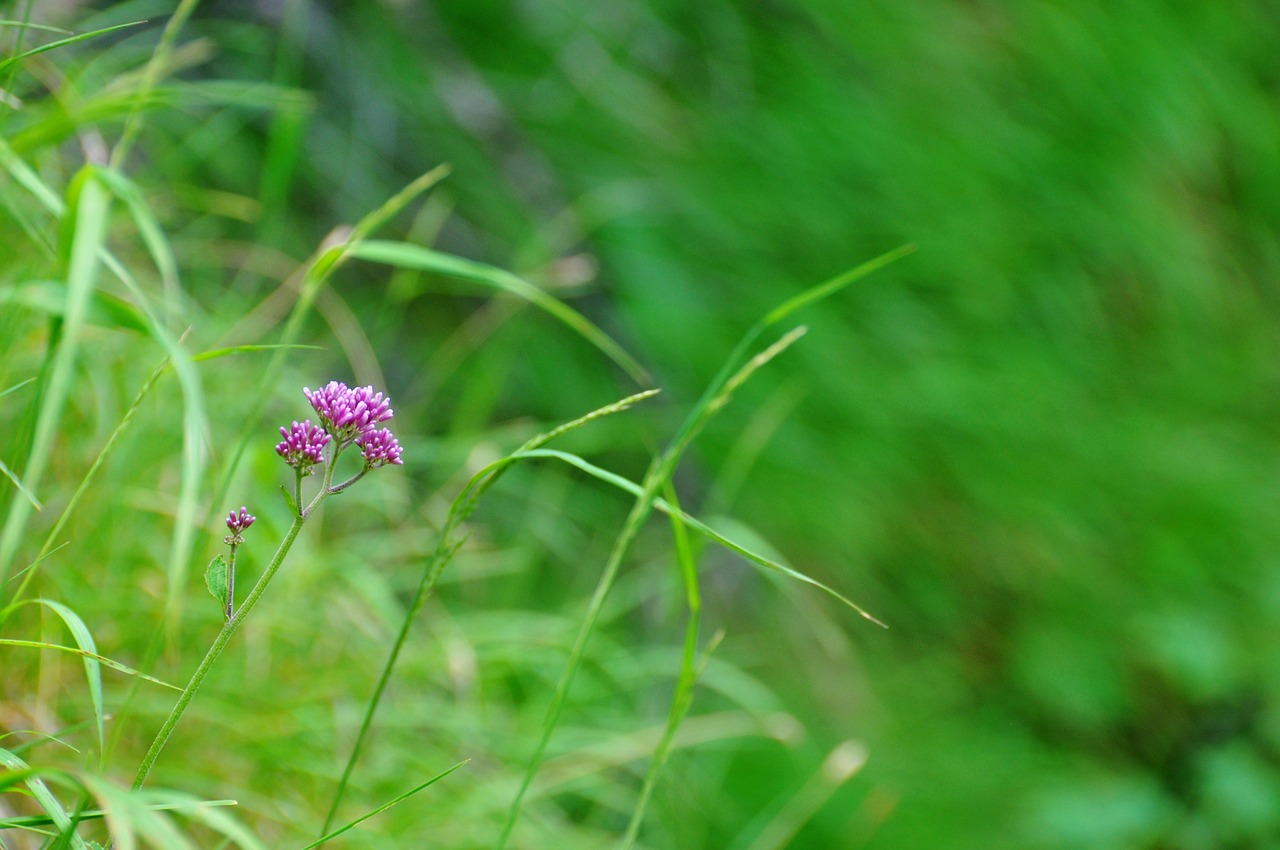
<box><xmin>10</xmin><ymin>0</ymin><xmax>1280</xmax><ymax>847</ymax></box>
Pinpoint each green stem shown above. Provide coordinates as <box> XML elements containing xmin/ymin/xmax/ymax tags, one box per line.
<box><xmin>131</xmin><ymin>510</ymin><xmax>308</xmax><ymax>790</ymax></box>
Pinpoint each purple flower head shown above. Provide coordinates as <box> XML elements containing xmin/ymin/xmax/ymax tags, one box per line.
<box><xmin>356</xmin><ymin>427</ymin><xmax>404</xmax><ymax>469</ymax></box>
<box><xmin>224</xmin><ymin>506</ymin><xmax>255</xmax><ymax>545</ymax></box>
<box><xmin>304</xmin><ymin>381</ymin><xmax>394</xmax><ymax>443</ymax></box>
<box><xmin>276</xmin><ymin>419</ymin><xmax>331</xmax><ymax>474</ymax></box>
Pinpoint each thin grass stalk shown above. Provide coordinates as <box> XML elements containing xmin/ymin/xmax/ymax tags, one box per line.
<box><xmin>0</xmin><ymin>175</ymin><xmax>109</xmax><ymax>590</ymax></box>
<box><xmin>317</xmin><ymin>390</ymin><xmax>659</xmax><ymax>840</ymax></box>
<box><xmin>132</xmin><ymin>447</ymin><xmax>343</xmax><ymax>790</ymax></box>
<box><xmin>620</xmin><ymin>480</ymin><xmax>702</xmax><ymax>848</ymax></box>
<box><xmin>497</xmin><ymin>246</ymin><xmax>912</xmax><ymax>844</ymax></box>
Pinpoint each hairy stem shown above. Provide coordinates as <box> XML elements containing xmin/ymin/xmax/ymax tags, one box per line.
<box><xmin>131</xmin><ymin>510</ymin><xmax>308</xmax><ymax>789</ymax></box>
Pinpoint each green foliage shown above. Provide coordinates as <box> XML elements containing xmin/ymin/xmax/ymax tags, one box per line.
<box><xmin>6</xmin><ymin>1</ymin><xmax>1280</xmax><ymax>849</ymax></box>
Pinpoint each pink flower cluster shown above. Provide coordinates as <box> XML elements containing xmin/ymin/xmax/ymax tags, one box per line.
<box><xmin>275</xmin><ymin>381</ymin><xmax>403</xmax><ymax>472</ymax></box>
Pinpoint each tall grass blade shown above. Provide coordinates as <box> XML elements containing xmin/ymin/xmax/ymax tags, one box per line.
<box><xmin>0</xmin><ymin>748</ymin><xmax>88</xmax><ymax>850</ymax></box>
<box><xmin>0</xmin><ymin>170</ymin><xmax>109</xmax><ymax>590</ymax></box>
<box><xmin>498</xmin><ymin>249</ymin><xmax>909</xmax><ymax>844</ymax></box>
<box><xmin>18</xmin><ymin>599</ymin><xmax>105</xmax><ymax>760</ymax></box>
<box><xmin>0</xmin><ymin>20</ymin><xmax>145</xmax><ymax>74</ymax></box>
<box><xmin>0</xmin><ymin>639</ymin><xmax>179</xmax><ymax>688</ymax></box>
<box><xmin>348</xmin><ymin>240</ymin><xmax>650</xmax><ymax>385</ymax></box>
<box><xmin>303</xmin><ymin>761</ymin><xmax>466</xmax><ymax>850</ymax></box>
<box><xmin>318</xmin><ymin>390</ymin><xmax>660</xmax><ymax>838</ymax></box>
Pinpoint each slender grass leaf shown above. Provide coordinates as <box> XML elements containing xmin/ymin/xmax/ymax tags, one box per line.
<box><xmin>0</xmin><ymin>21</ymin><xmax>145</xmax><ymax>73</ymax></box>
<box><xmin>0</xmin><ymin>21</ymin><xmax>72</xmax><ymax>34</ymax></box>
<box><xmin>0</xmin><ymin>640</ymin><xmax>179</xmax><ymax>689</ymax></box>
<box><xmin>17</xmin><ymin>599</ymin><xmax>105</xmax><ymax>757</ymax></box>
<box><xmin>512</xmin><ymin>448</ymin><xmax>887</xmax><ymax>626</ymax></box>
<box><xmin>0</xmin><ymin>748</ymin><xmax>87</xmax><ymax>850</ymax></box>
<box><xmin>0</xmin><ymin>281</ymin><xmax>149</xmax><ymax>332</ymax></box>
<box><xmin>304</xmin><ymin>761</ymin><xmax>466</xmax><ymax>850</ymax></box>
<box><xmin>348</xmin><ymin>240</ymin><xmax>649</xmax><ymax>385</ymax></box>
<box><xmin>0</xmin><ymin>800</ymin><xmax>237</xmax><ymax>830</ymax></box>
<box><xmin>192</xmin><ymin>344</ymin><xmax>322</xmax><ymax>362</ymax></box>
<box><xmin>0</xmin><ymin>169</ymin><xmax>109</xmax><ymax>588</ymax></box>
<box><xmin>761</xmin><ymin>243</ymin><xmax>916</xmax><ymax>328</ymax></box>
<box><xmin>0</xmin><ymin>455</ymin><xmax>40</xmax><ymax>509</ymax></box>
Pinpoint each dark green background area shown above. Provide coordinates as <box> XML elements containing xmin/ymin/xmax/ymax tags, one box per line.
<box><xmin>34</xmin><ymin>1</ymin><xmax>1280</xmax><ymax>846</ymax></box>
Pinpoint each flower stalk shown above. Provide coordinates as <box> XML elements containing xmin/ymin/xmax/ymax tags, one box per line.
<box><xmin>133</xmin><ymin>382</ymin><xmax>403</xmax><ymax>790</ymax></box>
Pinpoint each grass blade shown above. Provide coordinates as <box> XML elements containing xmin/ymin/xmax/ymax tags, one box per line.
<box><xmin>0</xmin><ymin>20</ymin><xmax>145</xmax><ymax>74</ymax></box>
<box><xmin>302</xmin><ymin>762</ymin><xmax>466</xmax><ymax>850</ymax></box>
<box><xmin>19</xmin><ymin>599</ymin><xmax>105</xmax><ymax>760</ymax></box>
<box><xmin>348</xmin><ymin>240</ymin><xmax>650</xmax><ymax>385</ymax></box>
<box><xmin>318</xmin><ymin>390</ymin><xmax>660</xmax><ymax>839</ymax></box>
<box><xmin>0</xmin><ymin>748</ymin><xmax>88</xmax><ymax>850</ymax></box>
<box><xmin>0</xmin><ymin>169</ymin><xmax>110</xmax><ymax>589</ymax></box>
<box><xmin>0</xmin><ymin>639</ymin><xmax>179</xmax><ymax>689</ymax></box>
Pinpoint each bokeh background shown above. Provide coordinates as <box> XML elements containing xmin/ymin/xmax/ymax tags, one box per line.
<box><xmin>10</xmin><ymin>1</ymin><xmax>1280</xmax><ymax>847</ymax></box>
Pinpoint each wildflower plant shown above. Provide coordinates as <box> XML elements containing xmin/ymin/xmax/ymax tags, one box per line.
<box><xmin>137</xmin><ymin>382</ymin><xmax>403</xmax><ymax>792</ymax></box>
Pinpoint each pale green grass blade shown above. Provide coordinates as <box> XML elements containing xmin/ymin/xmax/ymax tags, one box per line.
<box><xmin>303</xmin><ymin>761</ymin><xmax>466</xmax><ymax>850</ymax></box>
<box><xmin>621</xmin><ymin>479</ymin><xmax>703</xmax><ymax>849</ymax></box>
<box><xmin>0</xmin><ymin>800</ymin><xmax>237</xmax><ymax>830</ymax></box>
<box><xmin>0</xmin><ymin>21</ymin><xmax>71</xmax><ymax>34</ymax></box>
<box><xmin>204</xmin><ymin>167</ymin><xmax>448</xmax><ymax>533</ymax></box>
<box><xmin>735</xmin><ymin>741</ymin><xmax>868</xmax><ymax>850</ymax></box>
<box><xmin>79</xmin><ymin>781</ymin><xmax>196</xmax><ymax>850</ymax></box>
<box><xmin>318</xmin><ymin>390</ymin><xmax>660</xmax><ymax>838</ymax></box>
<box><xmin>92</xmin><ymin>165</ymin><xmax>206</xmax><ymax>635</ymax></box>
<box><xmin>0</xmin><ymin>640</ymin><xmax>179</xmax><ymax>688</ymax></box>
<box><xmin>19</xmin><ymin>599</ymin><xmax>105</xmax><ymax>759</ymax></box>
<box><xmin>191</xmin><ymin>344</ymin><xmax>322</xmax><ymax>362</ymax></box>
<box><xmin>0</xmin><ymin>454</ymin><xmax>40</xmax><ymax>509</ymax></box>
<box><xmin>0</xmin><ymin>170</ymin><xmax>109</xmax><ymax>589</ymax></box>
<box><xmin>513</xmin><ymin>448</ymin><xmax>886</xmax><ymax>626</ymax></box>
<box><xmin>348</xmin><ymin>240</ymin><xmax>650</xmax><ymax>384</ymax></box>
<box><xmin>0</xmin><ymin>377</ymin><xmax>35</xmax><ymax>400</ymax></box>
<box><xmin>496</xmin><ymin>249</ymin><xmax>909</xmax><ymax>842</ymax></box>
<box><xmin>0</xmin><ymin>281</ymin><xmax>149</xmax><ymax>332</ymax></box>
<box><xmin>111</xmin><ymin>1</ymin><xmax>198</xmax><ymax>168</ymax></box>
<box><xmin>761</xmin><ymin>243</ymin><xmax>916</xmax><ymax>327</ymax></box>
<box><xmin>0</xmin><ymin>136</ymin><xmax>65</xmax><ymax>214</ymax></box>
<box><xmin>0</xmin><ymin>748</ymin><xmax>88</xmax><ymax>850</ymax></box>
<box><xmin>92</xmin><ymin>167</ymin><xmax>180</xmax><ymax>323</ymax></box>
<box><xmin>0</xmin><ymin>20</ymin><xmax>144</xmax><ymax>73</ymax></box>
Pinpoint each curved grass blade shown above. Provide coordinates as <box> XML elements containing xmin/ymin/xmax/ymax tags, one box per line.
<box><xmin>91</xmin><ymin>165</ymin><xmax>207</xmax><ymax>635</ymax></box>
<box><xmin>302</xmin><ymin>761</ymin><xmax>466</xmax><ymax>850</ymax></box>
<box><xmin>318</xmin><ymin>390</ymin><xmax>660</xmax><ymax>838</ymax></box>
<box><xmin>347</xmin><ymin>240</ymin><xmax>650</xmax><ymax>385</ymax></box>
<box><xmin>0</xmin><ymin>454</ymin><xmax>40</xmax><ymax>509</ymax></box>
<box><xmin>0</xmin><ymin>169</ymin><xmax>109</xmax><ymax>589</ymax></box>
<box><xmin>621</xmin><ymin>479</ymin><xmax>705</xmax><ymax>849</ymax></box>
<box><xmin>0</xmin><ymin>799</ymin><xmax>237</xmax><ymax>830</ymax></box>
<box><xmin>0</xmin><ymin>639</ymin><xmax>179</xmax><ymax>688</ymax></box>
<box><xmin>191</xmin><ymin>343</ymin><xmax>323</xmax><ymax>362</ymax></box>
<box><xmin>0</xmin><ymin>20</ymin><xmax>145</xmax><ymax>74</ymax></box>
<box><xmin>511</xmin><ymin>448</ymin><xmax>886</xmax><ymax>626</ymax></box>
<box><xmin>0</xmin><ymin>281</ymin><xmax>150</xmax><ymax>332</ymax></box>
<box><xmin>497</xmin><ymin>249</ymin><xmax>910</xmax><ymax>845</ymax></box>
<box><xmin>19</xmin><ymin>599</ymin><xmax>105</xmax><ymax>759</ymax></box>
<box><xmin>0</xmin><ymin>748</ymin><xmax>88</xmax><ymax>850</ymax></box>
<box><xmin>203</xmin><ymin>165</ymin><xmax>449</xmax><ymax>539</ymax></box>
<box><xmin>0</xmin><ymin>21</ymin><xmax>72</xmax><ymax>34</ymax></box>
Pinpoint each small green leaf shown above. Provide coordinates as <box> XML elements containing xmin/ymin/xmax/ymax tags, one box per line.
<box><xmin>280</xmin><ymin>484</ymin><xmax>298</xmax><ymax>515</ymax></box>
<box><xmin>203</xmin><ymin>555</ymin><xmax>228</xmax><ymax>605</ymax></box>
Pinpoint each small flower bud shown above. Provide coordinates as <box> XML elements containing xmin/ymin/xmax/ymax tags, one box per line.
<box><xmin>276</xmin><ymin>419</ymin><xmax>331</xmax><ymax>474</ymax></box>
<box><xmin>356</xmin><ymin>427</ymin><xmax>404</xmax><ymax>469</ymax></box>
<box><xmin>224</xmin><ymin>506</ymin><xmax>255</xmax><ymax>545</ymax></box>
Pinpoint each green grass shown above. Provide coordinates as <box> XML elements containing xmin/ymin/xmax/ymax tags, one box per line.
<box><xmin>6</xmin><ymin>2</ymin><xmax>1280</xmax><ymax>848</ymax></box>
